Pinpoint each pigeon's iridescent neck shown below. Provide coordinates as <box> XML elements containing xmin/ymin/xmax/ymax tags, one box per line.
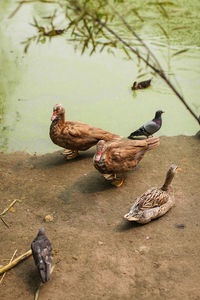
<box><xmin>155</xmin><ymin>119</ymin><xmax>162</xmax><ymax>126</ymax></box>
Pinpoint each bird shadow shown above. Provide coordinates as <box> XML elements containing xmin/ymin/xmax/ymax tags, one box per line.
<box><xmin>14</xmin><ymin>258</ymin><xmax>41</xmax><ymax>295</ymax></box>
<box><xmin>114</xmin><ymin>219</ymin><xmax>144</xmax><ymax>232</ymax></box>
<box><xmin>29</xmin><ymin>149</ymin><xmax>95</xmax><ymax>169</ymax></box>
<box><xmin>59</xmin><ymin>171</ymin><xmax>114</xmax><ymax>204</ymax></box>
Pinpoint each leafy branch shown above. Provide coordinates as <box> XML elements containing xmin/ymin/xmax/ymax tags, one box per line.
<box><xmin>10</xmin><ymin>0</ymin><xmax>200</xmax><ymax>125</ymax></box>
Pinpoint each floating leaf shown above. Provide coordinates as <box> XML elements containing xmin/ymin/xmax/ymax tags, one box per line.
<box><xmin>137</xmin><ymin>72</ymin><xmax>148</xmax><ymax>79</ymax></box>
<box><xmin>81</xmin><ymin>39</ymin><xmax>89</xmax><ymax>54</ymax></box>
<box><xmin>33</xmin><ymin>17</ymin><xmax>39</xmax><ymax>27</ymax></box>
<box><xmin>90</xmin><ymin>47</ymin><xmax>96</xmax><ymax>56</ymax></box>
<box><xmin>132</xmin><ymin>9</ymin><xmax>144</xmax><ymax>22</ymax></box>
<box><xmin>122</xmin><ymin>46</ymin><xmax>131</xmax><ymax>59</ymax></box>
<box><xmin>24</xmin><ymin>43</ymin><xmax>30</xmax><ymax>54</ymax></box>
<box><xmin>150</xmin><ymin>71</ymin><xmax>157</xmax><ymax>77</ymax></box>
<box><xmin>172</xmin><ymin>48</ymin><xmax>189</xmax><ymax>57</ymax></box>
<box><xmin>157</xmin><ymin>24</ymin><xmax>169</xmax><ymax>38</ymax></box>
<box><xmin>100</xmin><ymin>43</ymin><xmax>106</xmax><ymax>52</ymax></box>
<box><xmin>172</xmin><ymin>26</ymin><xmax>188</xmax><ymax>31</ymax></box>
<box><xmin>107</xmin><ymin>47</ymin><xmax>115</xmax><ymax>56</ymax></box>
<box><xmin>145</xmin><ymin>53</ymin><xmax>150</xmax><ymax>69</ymax></box>
<box><xmin>147</xmin><ymin>1</ymin><xmax>175</xmax><ymax>6</ymax></box>
<box><xmin>157</xmin><ymin>3</ymin><xmax>169</xmax><ymax>18</ymax></box>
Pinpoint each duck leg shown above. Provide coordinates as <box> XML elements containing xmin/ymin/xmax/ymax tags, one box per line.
<box><xmin>111</xmin><ymin>174</ymin><xmax>125</xmax><ymax>187</ymax></box>
<box><xmin>62</xmin><ymin>149</ymin><xmax>79</xmax><ymax>160</ymax></box>
<box><xmin>103</xmin><ymin>174</ymin><xmax>116</xmax><ymax>181</ymax></box>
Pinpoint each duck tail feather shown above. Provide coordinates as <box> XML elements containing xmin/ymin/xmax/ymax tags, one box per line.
<box><xmin>146</xmin><ymin>136</ymin><xmax>160</xmax><ymax>150</ymax></box>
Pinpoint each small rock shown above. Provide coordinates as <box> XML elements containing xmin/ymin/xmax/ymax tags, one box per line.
<box><xmin>146</xmin><ymin>236</ymin><xmax>150</xmax><ymax>240</ymax></box>
<box><xmin>72</xmin><ymin>256</ymin><xmax>78</xmax><ymax>260</ymax></box>
<box><xmin>138</xmin><ymin>245</ymin><xmax>149</xmax><ymax>254</ymax></box>
<box><xmin>175</xmin><ymin>224</ymin><xmax>185</xmax><ymax>229</ymax></box>
<box><xmin>98</xmin><ymin>241</ymin><xmax>104</xmax><ymax>246</ymax></box>
<box><xmin>44</xmin><ymin>215</ymin><xmax>54</xmax><ymax>222</ymax></box>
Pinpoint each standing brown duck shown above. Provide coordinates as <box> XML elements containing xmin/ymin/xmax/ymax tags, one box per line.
<box><xmin>50</xmin><ymin>104</ymin><xmax>121</xmax><ymax>159</ymax></box>
<box><xmin>93</xmin><ymin>137</ymin><xmax>160</xmax><ymax>187</ymax></box>
<box><xmin>124</xmin><ymin>164</ymin><xmax>181</xmax><ymax>223</ymax></box>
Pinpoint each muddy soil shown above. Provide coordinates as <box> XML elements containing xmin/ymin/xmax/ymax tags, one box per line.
<box><xmin>0</xmin><ymin>135</ymin><xmax>200</xmax><ymax>300</ymax></box>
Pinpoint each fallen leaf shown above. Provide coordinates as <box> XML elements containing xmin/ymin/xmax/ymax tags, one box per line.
<box><xmin>8</xmin><ymin>207</ymin><xmax>15</xmax><ymax>212</ymax></box>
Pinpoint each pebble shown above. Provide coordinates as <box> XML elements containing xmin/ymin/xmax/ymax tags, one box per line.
<box><xmin>138</xmin><ymin>245</ymin><xmax>149</xmax><ymax>254</ymax></box>
<box><xmin>175</xmin><ymin>224</ymin><xmax>185</xmax><ymax>229</ymax></box>
<box><xmin>44</xmin><ymin>215</ymin><xmax>54</xmax><ymax>222</ymax></box>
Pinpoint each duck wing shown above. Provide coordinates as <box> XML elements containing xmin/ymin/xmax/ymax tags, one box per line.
<box><xmin>62</xmin><ymin>121</ymin><xmax>121</xmax><ymax>143</ymax></box>
<box><xmin>136</xmin><ymin>187</ymin><xmax>169</xmax><ymax>210</ymax></box>
<box><xmin>104</xmin><ymin>139</ymin><xmax>148</xmax><ymax>172</ymax></box>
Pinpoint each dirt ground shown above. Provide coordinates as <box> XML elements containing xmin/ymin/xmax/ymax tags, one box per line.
<box><xmin>0</xmin><ymin>135</ymin><xmax>200</xmax><ymax>300</ymax></box>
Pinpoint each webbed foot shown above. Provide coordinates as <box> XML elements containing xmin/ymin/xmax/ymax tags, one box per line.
<box><xmin>111</xmin><ymin>174</ymin><xmax>125</xmax><ymax>187</ymax></box>
<box><xmin>62</xmin><ymin>149</ymin><xmax>79</xmax><ymax>160</ymax></box>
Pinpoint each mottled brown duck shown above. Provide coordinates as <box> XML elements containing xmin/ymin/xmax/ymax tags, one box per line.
<box><xmin>131</xmin><ymin>79</ymin><xmax>152</xmax><ymax>90</ymax></box>
<box><xmin>124</xmin><ymin>164</ymin><xmax>181</xmax><ymax>224</ymax></box>
<box><xmin>50</xmin><ymin>104</ymin><xmax>121</xmax><ymax>159</ymax></box>
<box><xmin>93</xmin><ymin>137</ymin><xmax>160</xmax><ymax>187</ymax></box>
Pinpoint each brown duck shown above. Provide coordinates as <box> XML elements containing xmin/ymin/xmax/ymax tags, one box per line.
<box><xmin>50</xmin><ymin>104</ymin><xmax>121</xmax><ymax>159</ymax></box>
<box><xmin>93</xmin><ymin>137</ymin><xmax>160</xmax><ymax>187</ymax></box>
<box><xmin>124</xmin><ymin>164</ymin><xmax>181</xmax><ymax>223</ymax></box>
<box><xmin>131</xmin><ymin>79</ymin><xmax>152</xmax><ymax>90</ymax></box>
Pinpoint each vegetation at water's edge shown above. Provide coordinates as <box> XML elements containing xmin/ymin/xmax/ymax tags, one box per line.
<box><xmin>11</xmin><ymin>0</ymin><xmax>199</xmax><ymax>125</ymax></box>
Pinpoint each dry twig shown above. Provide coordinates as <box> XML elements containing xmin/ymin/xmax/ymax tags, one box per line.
<box><xmin>0</xmin><ymin>199</ymin><xmax>18</xmax><ymax>217</ymax></box>
<box><xmin>0</xmin><ymin>249</ymin><xmax>17</xmax><ymax>284</ymax></box>
<box><xmin>0</xmin><ymin>217</ymin><xmax>9</xmax><ymax>228</ymax></box>
<box><xmin>0</xmin><ymin>249</ymin><xmax>32</xmax><ymax>275</ymax></box>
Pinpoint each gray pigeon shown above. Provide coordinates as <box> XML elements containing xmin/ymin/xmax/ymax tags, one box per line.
<box><xmin>31</xmin><ymin>227</ymin><xmax>52</xmax><ymax>283</ymax></box>
<box><xmin>128</xmin><ymin>110</ymin><xmax>164</xmax><ymax>138</ymax></box>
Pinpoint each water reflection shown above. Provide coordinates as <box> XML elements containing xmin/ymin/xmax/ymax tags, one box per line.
<box><xmin>0</xmin><ymin>1</ymin><xmax>200</xmax><ymax>154</ymax></box>
<box><xmin>0</xmin><ymin>2</ymin><xmax>24</xmax><ymax>152</ymax></box>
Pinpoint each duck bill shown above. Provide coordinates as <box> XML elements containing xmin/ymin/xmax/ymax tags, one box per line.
<box><xmin>124</xmin><ymin>213</ymin><xmax>138</xmax><ymax>221</ymax></box>
<box><xmin>95</xmin><ymin>151</ymin><xmax>102</xmax><ymax>162</ymax></box>
<box><xmin>51</xmin><ymin>111</ymin><xmax>57</xmax><ymax>121</ymax></box>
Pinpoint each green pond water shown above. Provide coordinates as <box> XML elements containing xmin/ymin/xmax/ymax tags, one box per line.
<box><xmin>0</xmin><ymin>1</ymin><xmax>200</xmax><ymax>154</ymax></box>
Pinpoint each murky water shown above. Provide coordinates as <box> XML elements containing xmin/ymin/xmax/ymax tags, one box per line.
<box><xmin>0</xmin><ymin>1</ymin><xmax>200</xmax><ymax>153</ymax></box>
